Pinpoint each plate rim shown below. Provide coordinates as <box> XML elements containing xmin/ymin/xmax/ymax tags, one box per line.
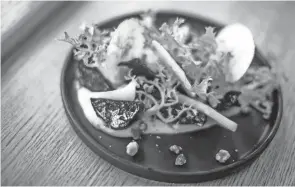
<box><xmin>60</xmin><ymin>10</ymin><xmax>283</xmax><ymax>183</ymax></box>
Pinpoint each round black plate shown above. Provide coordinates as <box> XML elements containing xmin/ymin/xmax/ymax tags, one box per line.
<box><xmin>60</xmin><ymin>11</ymin><xmax>283</xmax><ymax>183</ymax></box>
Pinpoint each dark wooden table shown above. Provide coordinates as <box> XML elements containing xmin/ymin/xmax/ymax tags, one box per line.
<box><xmin>2</xmin><ymin>1</ymin><xmax>295</xmax><ymax>186</ymax></box>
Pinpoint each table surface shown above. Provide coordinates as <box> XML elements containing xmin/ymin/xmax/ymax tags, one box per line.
<box><xmin>1</xmin><ymin>1</ymin><xmax>295</xmax><ymax>186</ymax></box>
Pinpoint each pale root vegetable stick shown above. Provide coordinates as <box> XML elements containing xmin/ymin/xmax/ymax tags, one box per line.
<box><xmin>151</xmin><ymin>40</ymin><xmax>194</xmax><ymax>97</ymax></box>
<box><xmin>177</xmin><ymin>93</ymin><xmax>238</xmax><ymax>132</ymax></box>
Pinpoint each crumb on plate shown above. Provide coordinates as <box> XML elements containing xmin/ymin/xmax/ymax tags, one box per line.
<box><xmin>216</xmin><ymin>149</ymin><xmax>231</xmax><ymax>163</ymax></box>
<box><xmin>126</xmin><ymin>141</ymin><xmax>139</xmax><ymax>156</ymax></box>
<box><xmin>169</xmin><ymin>145</ymin><xmax>183</xmax><ymax>154</ymax></box>
<box><xmin>175</xmin><ymin>153</ymin><xmax>187</xmax><ymax>166</ymax></box>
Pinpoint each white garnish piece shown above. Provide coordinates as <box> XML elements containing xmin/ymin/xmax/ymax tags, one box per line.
<box><xmin>151</xmin><ymin>40</ymin><xmax>194</xmax><ymax>97</ymax></box>
<box><xmin>107</xmin><ymin>18</ymin><xmax>145</xmax><ymax>61</ymax></box>
<box><xmin>174</xmin><ymin>24</ymin><xmax>190</xmax><ymax>44</ymax></box>
<box><xmin>79</xmin><ymin>22</ymin><xmax>87</xmax><ymax>31</ymax></box>
<box><xmin>216</xmin><ymin>23</ymin><xmax>255</xmax><ymax>82</ymax></box>
<box><xmin>126</xmin><ymin>141</ymin><xmax>139</xmax><ymax>156</ymax></box>
<box><xmin>89</xmin><ymin>26</ymin><xmax>94</xmax><ymax>36</ymax></box>
<box><xmin>142</xmin><ymin>15</ymin><xmax>153</xmax><ymax>28</ymax></box>
<box><xmin>143</xmin><ymin>48</ymin><xmax>159</xmax><ymax>72</ymax></box>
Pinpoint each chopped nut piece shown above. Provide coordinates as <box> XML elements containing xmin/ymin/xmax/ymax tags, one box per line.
<box><xmin>126</xmin><ymin>141</ymin><xmax>139</xmax><ymax>156</ymax></box>
<box><xmin>175</xmin><ymin>154</ymin><xmax>187</xmax><ymax>166</ymax></box>
<box><xmin>169</xmin><ymin>145</ymin><xmax>183</xmax><ymax>154</ymax></box>
<box><xmin>215</xmin><ymin>149</ymin><xmax>231</xmax><ymax>163</ymax></box>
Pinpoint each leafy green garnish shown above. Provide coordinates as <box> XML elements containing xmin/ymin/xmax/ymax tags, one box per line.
<box><xmin>58</xmin><ymin>24</ymin><xmax>111</xmax><ymax>66</ymax></box>
<box><xmin>146</xmin><ymin>16</ymin><xmax>230</xmax><ymax>107</ymax></box>
<box><xmin>209</xmin><ymin>65</ymin><xmax>278</xmax><ymax>118</ymax></box>
<box><xmin>154</xmin><ymin>16</ymin><xmax>278</xmax><ymax>117</ymax></box>
<box><xmin>177</xmin><ymin>26</ymin><xmax>229</xmax><ymax>105</ymax></box>
<box><xmin>237</xmin><ymin>66</ymin><xmax>278</xmax><ymax>118</ymax></box>
<box><xmin>191</xmin><ymin>77</ymin><xmax>213</xmax><ymax>100</ymax></box>
<box><xmin>182</xmin><ymin>26</ymin><xmax>223</xmax><ymax>80</ymax></box>
<box><xmin>159</xmin><ymin>17</ymin><xmax>185</xmax><ymax>43</ymax></box>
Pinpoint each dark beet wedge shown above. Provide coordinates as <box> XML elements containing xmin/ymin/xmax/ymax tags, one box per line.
<box><xmin>159</xmin><ymin>103</ymin><xmax>207</xmax><ymax>126</ymax></box>
<box><xmin>217</xmin><ymin>91</ymin><xmax>241</xmax><ymax>110</ymax></box>
<box><xmin>90</xmin><ymin>98</ymin><xmax>144</xmax><ymax>130</ymax></box>
<box><xmin>76</xmin><ymin>61</ymin><xmax>111</xmax><ymax>92</ymax></box>
<box><xmin>178</xmin><ymin>111</ymin><xmax>207</xmax><ymax>125</ymax></box>
<box><xmin>118</xmin><ymin>58</ymin><xmax>156</xmax><ymax>80</ymax></box>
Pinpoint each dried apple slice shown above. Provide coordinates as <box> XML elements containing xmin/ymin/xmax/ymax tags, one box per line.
<box><xmin>216</xmin><ymin>23</ymin><xmax>255</xmax><ymax>82</ymax></box>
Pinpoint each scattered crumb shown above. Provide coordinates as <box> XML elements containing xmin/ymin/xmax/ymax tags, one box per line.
<box><xmin>126</xmin><ymin>141</ymin><xmax>139</xmax><ymax>156</ymax></box>
<box><xmin>99</xmin><ymin>136</ymin><xmax>102</xmax><ymax>139</ymax></box>
<box><xmin>156</xmin><ymin>136</ymin><xmax>161</xmax><ymax>139</ymax></box>
<box><xmin>216</xmin><ymin>149</ymin><xmax>231</xmax><ymax>163</ymax></box>
<box><xmin>235</xmin><ymin>149</ymin><xmax>238</xmax><ymax>152</ymax></box>
<box><xmin>109</xmin><ymin>145</ymin><xmax>112</xmax><ymax>148</ymax></box>
<box><xmin>155</xmin><ymin>144</ymin><xmax>159</xmax><ymax>147</ymax></box>
<box><xmin>175</xmin><ymin>154</ymin><xmax>187</xmax><ymax>166</ymax></box>
<box><xmin>169</xmin><ymin>145</ymin><xmax>183</xmax><ymax>154</ymax></box>
<box><xmin>189</xmin><ymin>136</ymin><xmax>192</xmax><ymax>139</ymax></box>
<box><xmin>224</xmin><ymin>135</ymin><xmax>227</xmax><ymax>138</ymax></box>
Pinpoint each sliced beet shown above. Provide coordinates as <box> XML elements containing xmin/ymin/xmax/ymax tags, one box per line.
<box><xmin>217</xmin><ymin>91</ymin><xmax>241</xmax><ymax>110</ymax></box>
<box><xmin>194</xmin><ymin>112</ymin><xmax>207</xmax><ymax>124</ymax></box>
<box><xmin>76</xmin><ymin>61</ymin><xmax>111</xmax><ymax>92</ymax></box>
<box><xmin>90</xmin><ymin>98</ymin><xmax>144</xmax><ymax>129</ymax></box>
<box><xmin>158</xmin><ymin>103</ymin><xmax>207</xmax><ymax>126</ymax></box>
<box><xmin>118</xmin><ymin>58</ymin><xmax>156</xmax><ymax>80</ymax></box>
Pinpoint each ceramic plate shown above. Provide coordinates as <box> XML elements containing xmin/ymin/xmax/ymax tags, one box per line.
<box><xmin>60</xmin><ymin>11</ymin><xmax>283</xmax><ymax>183</ymax></box>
